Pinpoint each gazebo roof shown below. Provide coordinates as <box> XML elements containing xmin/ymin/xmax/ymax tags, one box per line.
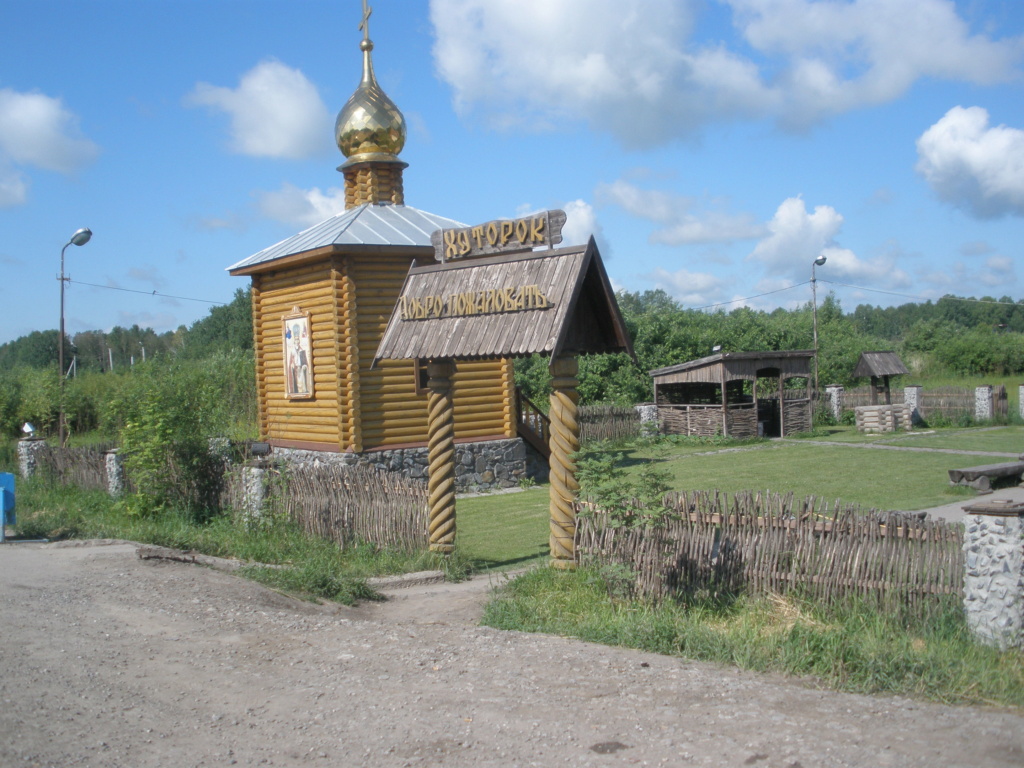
<box><xmin>650</xmin><ymin>350</ymin><xmax>814</xmax><ymax>385</ymax></box>
<box><xmin>852</xmin><ymin>351</ymin><xmax>909</xmax><ymax>378</ymax></box>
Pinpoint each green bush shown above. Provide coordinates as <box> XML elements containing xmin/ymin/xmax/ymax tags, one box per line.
<box><xmin>112</xmin><ymin>360</ymin><xmax>240</xmax><ymax>517</ymax></box>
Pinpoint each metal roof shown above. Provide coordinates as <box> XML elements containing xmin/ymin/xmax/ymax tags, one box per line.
<box><xmin>852</xmin><ymin>351</ymin><xmax>909</xmax><ymax>378</ymax></box>
<box><xmin>374</xmin><ymin>239</ymin><xmax>634</xmax><ymax>363</ymax></box>
<box><xmin>227</xmin><ymin>203</ymin><xmax>466</xmax><ymax>273</ymax></box>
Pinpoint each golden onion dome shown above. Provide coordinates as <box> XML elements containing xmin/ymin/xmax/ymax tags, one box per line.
<box><xmin>335</xmin><ymin>38</ymin><xmax>406</xmax><ymax>166</ymax></box>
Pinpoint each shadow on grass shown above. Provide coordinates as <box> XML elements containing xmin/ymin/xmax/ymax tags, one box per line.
<box><xmin>468</xmin><ymin>547</ymin><xmax>550</xmax><ymax>571</ymax></box>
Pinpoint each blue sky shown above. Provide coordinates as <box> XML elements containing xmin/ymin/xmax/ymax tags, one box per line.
<box><xmin>2</xmin><ymin>0</ymin><xmax>1023</xmax><ymax>345</ymax></box>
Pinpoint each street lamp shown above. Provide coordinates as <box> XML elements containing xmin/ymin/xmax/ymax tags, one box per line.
<box><xmin>811</xmin><ymin>254</ymin><xmax>827</xmax><ymax>399</ymax></box>
<box><xmin>59</xmin><ymin>227</ymin><xmax>92</xmax><ymax>446</ymax></box>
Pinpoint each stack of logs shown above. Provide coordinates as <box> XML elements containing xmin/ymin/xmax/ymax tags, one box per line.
<box><xmin>855</xmin><ymin>403</ymin><xmax>912</xmax><ymax>433</ymax></box>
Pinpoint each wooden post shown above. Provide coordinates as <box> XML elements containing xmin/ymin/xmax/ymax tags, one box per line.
<box><xmin>778</xmin><ymin>371</ymin><xmax>786</xmax><ymax>437</ymax></box>
<box><xmin>548</xmin><ymin>355</ymin><xmax>580</xmax><ymax>569</ymax></box>
<box><xmin>720</xmin><ymin>365</ymin><xmax>729</xmax><ymax>437</ymax></box>
<box><xmin>426</xmin><ymin>359</ymin><xmax>456</xmax><ymax>553</ymax></box>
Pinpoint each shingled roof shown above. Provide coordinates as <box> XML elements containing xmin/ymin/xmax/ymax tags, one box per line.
<box><xmin>374</xmin><ymin>238</ymin><xmax>633</xmax><ymax>363</ymax></box>
<box><xmin>852</xmin><ymin>351</ymin><xmax>909</xmax><ymax>378</ymax></box>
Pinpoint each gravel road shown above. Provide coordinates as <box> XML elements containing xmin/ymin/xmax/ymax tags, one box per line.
<box><xmin>1</xmin><ymin>540</ymin><xmax>1022</xmax><ymax>768</ymax></box>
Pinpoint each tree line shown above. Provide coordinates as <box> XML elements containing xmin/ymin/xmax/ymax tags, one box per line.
<box><xmin>3</xmin><ymin>287</ymin><xmax>1024</xmax><ymax>438</ymax></box>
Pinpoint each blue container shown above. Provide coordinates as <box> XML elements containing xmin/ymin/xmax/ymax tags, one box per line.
<box><xmin>0</xmin><ymin>472</ymin><xmax>15</xmax><ymax>526</ymax></box>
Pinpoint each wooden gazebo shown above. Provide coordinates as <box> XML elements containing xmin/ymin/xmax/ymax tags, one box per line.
<box><xmin>852</xmin><ymin>351</ymin><xmax>908</xmax><ymax>405</ymax></box>
<box><xmin>650</xmin><ymin>351</ymin><xmax>815</xmax><ymax>438</ymax></box>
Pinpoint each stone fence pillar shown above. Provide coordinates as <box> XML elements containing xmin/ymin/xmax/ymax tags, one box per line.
<box><xmin>241</xmin><ymin>464</ymin><xmax>270</xmax><ymax>527</ymax></box>
<box><xmin>975</xmin><ymin>385</ymin><xmax>993</xmax><ymax>421</ymax></box>
<box><xmin>904</xmin><ymin>385</ymin><xmax>923</xmax><ymax>425</ymax></box>
<box><xmin>17</xmin><ymin>438</ymin><xmax>46</xmax><ymax>479</ymax></box>
<box><xmin>635</xmin><ymin>403</ymin><xmax>659</xmax><ymax>436</ymax></box>
<box><xmin>824</xmin><ymin>385</ymin><xmax>844</xmax><ymax>421</ymax></box>
<box><xmin>104</xmin><ymin>449</ymin><xmax>125</xmax><ymax>497</ymax></box>
<box><xmin>1019</xmin><ymin>385</ymin><xmax>1024</xmax><ymax>421</ymax></box>
<box><xmin>962</xmin><ymin>500</ymin><xmax>1024</xmax><ymax>650</ymax></box>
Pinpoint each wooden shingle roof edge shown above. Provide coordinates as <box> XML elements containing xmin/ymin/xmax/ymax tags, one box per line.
<box><xmin>852</xmin><ymin>351</ymin><xmax>909</xmax><ymax>378</ymax></box>
<box><xmin>373</xmin><ymin>237</ymin><xmax>635</xmax><ymax>365</ymax></box>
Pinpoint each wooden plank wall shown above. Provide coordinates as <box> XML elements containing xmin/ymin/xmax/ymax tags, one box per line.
<box><xmin>254</xmin><ymin>260</ymin><xmax>342</xmax><ymax>448</ymax></box>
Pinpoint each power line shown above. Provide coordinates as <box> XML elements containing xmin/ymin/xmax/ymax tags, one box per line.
<box><xmin>67</xmin><ymin>278</ymin><xmax>225</xmax><ymax>305</ymax></box>
<box><xmin>689</xmin><ymin>283</ymin><xmax>807</xmax><ymax>311</ymax></box>
<box><xmin>688</xmin><ymin>278</ymin><xmax>1022</xmax><ymax>313</ymax></box>
<box><xmin>819</xmin><ymin>279</ymin><xmax>1022</xmax><ymax>306</ymax></box>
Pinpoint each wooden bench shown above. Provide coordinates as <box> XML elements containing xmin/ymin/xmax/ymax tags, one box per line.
<box><xmin>948</xmin><ymin>461</ymin><xmax>1024</xmax><ymax>492</ymax></box>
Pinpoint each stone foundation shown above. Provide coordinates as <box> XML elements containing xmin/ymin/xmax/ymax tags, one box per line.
<box><xmin>272</xmin><ymin>437</ymin><xmax>532</xmax><ymax>493</ymax></box>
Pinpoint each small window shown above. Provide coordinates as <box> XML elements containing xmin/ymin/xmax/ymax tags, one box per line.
<box><xmin>414</xmin><ymin>358</ymin><xmax>430</xmax><ymax>395</ymax></box>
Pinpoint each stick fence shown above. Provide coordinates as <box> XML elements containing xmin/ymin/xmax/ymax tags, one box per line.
<box><xmin>576</xmin><ymin>490</ymin><xmax>964</xmax><ymax>605</ymax></box>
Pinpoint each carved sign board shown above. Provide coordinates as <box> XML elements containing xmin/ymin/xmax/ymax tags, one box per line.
<box><xmin>398</xmin><ymin>284</ymin><xmax>553</xmax><ymax>321</ymax></box>
<box><xmin>430</xmin><ymin>209</ymin><xmax>566</xmax><ymax>262</ymax></box>
<box><xmin>375</xmin><ymin>238</ymin><xmax>634</xmax><ymax>364</ymax></box>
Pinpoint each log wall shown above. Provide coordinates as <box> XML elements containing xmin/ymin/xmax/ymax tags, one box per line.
<box><xmin>250</xmin><ymin>252</ymin><xmax>514</xmax><ymax>452</ymax></box>
<box><xmin>254</xmin><ymin>260</ymin><xmax>342</xmax><ymax>448</ymax></box>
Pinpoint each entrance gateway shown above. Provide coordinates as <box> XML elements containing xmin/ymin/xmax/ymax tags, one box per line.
<box><xmin>375</xmin><ymin>211</ymin><xmax>634</xmax><ymax>567</ymax></box>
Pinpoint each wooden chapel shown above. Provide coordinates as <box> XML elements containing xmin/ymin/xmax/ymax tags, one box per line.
<box><xmin>227</xmin><ymin>18</ymin><xmax>515</xmax><ymax>456</ymax></box>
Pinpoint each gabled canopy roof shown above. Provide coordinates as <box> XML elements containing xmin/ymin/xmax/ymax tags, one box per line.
<box><xmin>650</xmin><ymin>350</ymin><xmax>814</xmax><ymax>385</ymax></box>
<box><xmin>374</xmin><ymin>238</ymin><xmax>633</xmax><ymax>363</ymax></box>
<box><xmin>852</xmin><ymin>351</ymin><xmax>909</xmax><ymax>378</ymax></box>
<box><xmin>228</xmin><ymin>203</ymin><xmax>465</xmax><ymax>274</ymax></box>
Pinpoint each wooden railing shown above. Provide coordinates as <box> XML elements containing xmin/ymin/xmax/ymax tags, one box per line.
<box><xmin>515</xmin><ymin>387</ymin><xmax>551</xmax><ymax>458</ymax></box>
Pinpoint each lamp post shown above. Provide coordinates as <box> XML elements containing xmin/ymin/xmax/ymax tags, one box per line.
<box><xmin>811</xmin><ymin>254</ymin><xmax>827</xmax><ymax>399</ymax></box>
<box><xmin>59</xmin><ymin>227</ymin><xmax>92</xmax><ymax>446</ymax></box>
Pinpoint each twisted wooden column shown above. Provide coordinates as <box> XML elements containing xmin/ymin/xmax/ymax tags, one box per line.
<box><xmin>426</xmin><ymin>359</ymin><xmax>456</xmax><ymax>553</ymax></box>
<box><xmin>548</xmin><ymin>355</ymin><xmax>579</xmax><ymax>568</ymax></box>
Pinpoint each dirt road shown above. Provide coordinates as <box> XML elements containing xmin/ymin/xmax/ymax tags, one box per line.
<box><xmin>1</xmin><ymin>541</ymin><xmax>1021</xmax><ymax>768</ymax></box>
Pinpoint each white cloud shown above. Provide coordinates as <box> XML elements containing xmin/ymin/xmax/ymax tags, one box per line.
<box><xmin>596</xmin><ymin>179</ymin><xmax>764</xmax><ymax>244</ymax></box>
<box><xmin>731</xmin><ymin>0</ymin><xmax>1022</xmax><ymax>125</ymax></box>
<box><xmin>256</xmin><ymin>182</ymin><xmax>347</xmax><ymax>227</ymax></box>
<box><xmin>559</xmin><ymin>199</ymin><xmax>598</xmax><ymax>244</ymax></box>
<box><xmin>980</xmin><ymin>255</ymin><xmax>1015</xmax><ymax>288</ymax></box>
<box><xmin>647</xmin><ymin>266</ymin><xmax>727</xmax><ymax>307</ymax></box>
<box><xmin>187</xmin><ymin>60</ymin><xmax>331</xmax><ymax>159</ymax></box>
<box><xmin>429</xmin><ymin>0</ymin><xmax>1022</xmax><ymax>143</ymax></box>
<box><xmin>0</xmin><ymin>88</ymin><xmax>98</xmax><ymax>206</ymax></box>
<box><xmin>0</xmin><ymin>165</ymin><xmax>27</xmax><ymax>207</ymax></box>
<box><xmin>747</xmin><ymin>197</ymin><xmax>911</xmax><ymax>289</ymax></box>
<box><xmin>748</xmin><ymin>197</ymin><xmax>844</xmax><ymax>272</ymax></box>
<box><xmin>915</xmin><ymin>106</ymin><xmax>1024</xmax><ymax>219</ymax></box>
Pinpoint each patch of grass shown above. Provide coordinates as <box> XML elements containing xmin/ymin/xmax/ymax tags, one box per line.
<box><xmin>11</xmin><ymin>477</ymin><xmax>452</xmax><ymax>605</ymax></box>
<box><xmin>483</xmin><ymin>566</ymin><xmax>1024</xmax><ymax>708</ymax></box>
<box><xmin>618</xmin><ymin>436</ymin><xmax>997</xmax><ymax>511</ymax></box>
<box><xmin>872</xmin><ymin>425</ymin><xmax>1024</xmax><ymax>454</ymax></box>
<box><xmin>456</xmin><ymin>487</ymin><xmax>550</xmax><ymax>569</ymax></box>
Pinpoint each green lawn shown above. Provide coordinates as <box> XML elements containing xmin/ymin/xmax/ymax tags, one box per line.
<box><xmin>796</xmin><ymin>424</ymin><xmax>1024</xmax><ymax>453</ymax></box>
<box><xmin>456</xmin><ymin>487</ymin><xmax>550</xmax><ymax>569</ymax></box>
<box><xmin>457</xmin><ymin>425</ymin><xmax>1024</xmax><ymax>568</ymax></box>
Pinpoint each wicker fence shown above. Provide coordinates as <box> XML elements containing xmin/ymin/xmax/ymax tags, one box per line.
<box><xmin>843</xmin><ymin>385</ymin><xmax>978</xmax><ymax>422</ymax></box>
<box><xmin>30</xmin><ymin>442</ymin><xmax>428</xmax><ymax>552</ymax></box>
<box><xmin>34</xmin><ymin>444</ymin><xmax>113</xmax><ymax>491</ymax></box>
<box><xmin>579</xmin><ymin>405</ymin><xmax>642</xmax><ymax>444</ymax></box>
<box><xmin>576</xmin><ymin>490</ymin><xmax>964</xmax><ymax>606</ymax></box>
<box><xmin>251</xmin><ymin>463</ymin><xmax>429</xmax><ymax>553</ymax></box>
